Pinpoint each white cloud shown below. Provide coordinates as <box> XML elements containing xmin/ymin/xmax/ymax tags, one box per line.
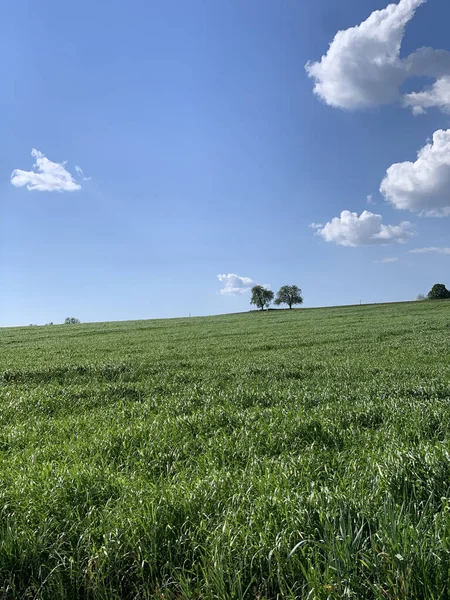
<box><xmin>11</xmin><ymin>149</ymin><xmax>81</xmax><ymax>192</ymax></box>
<box><xmin>217</xmin><ymin>273</ymin><xmax>256</xmax><ymax>295</ymax></box>
<box><xmin>309</xmin><ymin>222</ymin><xmax>323</xmax><ymax>229</ymax></box>
<box><xmin>367</xmin><ymin>194</ymin><xmax>375</xmax><ymax>204</ymax></box>
<box><xmin>404</xmin><ymin>75</ymin><xmax>450</xmax><ymax>115</ymax></box>
<box><xmin>75</xmin><ymin>165</ymin><xmax>92</xmax><ymax>181</ymax></box>
<box><xmin>374</xmin><ymin>257</ymin><xmax>399</xmax><ymax>263</ymax></box>
<box><xmin>409</xmin><ymin>247</ymin><xmax>450</xmax><ymax>254</ymax></box>
<box><xmin>305</xmin><ymin>0</ymin><xmax>450</xmax><ymax>114</ymax></box>
<box><xmin>305</xmin><ymin>0</ymin><xmax>425</xmax><ymax>110</ymax></box>
<box><xmin>380</xmin><ymin>130</ymin><xmax>450</xmax><ymax>216</ymax></box>
<box><xmin>313</xmin><ymin>210</ymin><xmax>415</xmax><ymax>247</ymax></box>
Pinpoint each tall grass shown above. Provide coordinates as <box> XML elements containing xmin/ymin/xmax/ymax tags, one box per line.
<box><xmin>1</xmin><ymin>301</ymin><xmax>450</xmax><ymax>598</ymax></box>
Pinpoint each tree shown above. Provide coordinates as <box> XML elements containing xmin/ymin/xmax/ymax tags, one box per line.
<box><xmin>416</xmin><ymin>294</ymin><xmax>426</xmax><ymax>301</ymax></box>
<box><xmin>250</xmin><ymin>285</ymin><xmax>274</xmax><ymax>311</ymax></box>
<box><xmin>427</xmin><ymin>284</ymin><xmax>450</xmax><ymax>300</ymax></box>
<box><xmin>65</xmin><ymin>317</ymin><xmax>81</xmax><ymax>324</ymax></box>
<box><xmin>274</xmin><ymin>285</ymin><xmax>303</xmax><ymax>309</ymax></box>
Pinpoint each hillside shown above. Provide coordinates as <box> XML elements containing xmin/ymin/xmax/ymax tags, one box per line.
<box><xmin>1</xmin><ymin>300</ymin><xmax>450</xmax><ymax>599</ymax></box>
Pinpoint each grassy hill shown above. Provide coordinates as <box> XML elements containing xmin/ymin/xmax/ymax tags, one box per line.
<box><xmin>1</xmin><ymin>300</ymin><xmax>450</xmax><ymax>599</ymax></box>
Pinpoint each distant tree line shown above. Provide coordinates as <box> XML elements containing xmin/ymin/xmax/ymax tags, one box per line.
<box><xmin>28</xmin><ymin>318</ymin><xmax>80</xmax><ymax>327</ymax></box>
<box><xmin>250</xmin><ymin>285</ymin><xmax>303</xmax><ymax>311</ymax></box>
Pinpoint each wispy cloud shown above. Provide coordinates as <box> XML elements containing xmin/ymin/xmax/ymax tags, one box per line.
<box><xmin>374</xmin><ymin>257</ymin><xmax>399</xmax><ymax>263</ymax></box>
<box><xmin>409</xmin><ymin>247</ymin><xmax>450</xmax><ymax>255</ymax></box>
<box><xmin>11</xmin><ymin>149</ymin><xmax>81</xmax><ymax>192</ymax></box>
<box><xmin>75</xmin><ymin>165</ymin><xmax>91</xmax><ymax>181</ymax></box>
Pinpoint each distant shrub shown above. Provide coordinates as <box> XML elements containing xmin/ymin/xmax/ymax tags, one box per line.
<box><xmin>427</xmin><ymin>284</ymin><xmax>450</xmax><ymax>300</ymax></box>
<box><xmin>416</xmin><ymin>294</ymin><xmax>426</xmax><ymax>301</ymax></box>
<box><xmin>65</xmin><ymin>317</ymin><xmax>81</xmax><ymax>324</ymax></box>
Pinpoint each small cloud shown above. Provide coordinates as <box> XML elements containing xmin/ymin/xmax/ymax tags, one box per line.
<box><xmin>374</xmin><ymin>257</ymin><xmax>398</xmax><ymax>263</ymax></box>
<box><xmin>11</xmin><ymin>149</ymin><xmax>81</xmax><ymax>192</ymax></box>
<box><xmin>75</xmin><ymin>165</ymin><xmax>91</xmax><ymax>181</ymax></box>
<box><xmin>404</xmin><ymin>75</ymin><xmax>450</xmax><ymax>115</ymax></box>
<box><xmin>217</xmin><ymin>273</ymin><xmax>256</xmax><ymax>295</ymax></box>
<box><xmin>367</xmin><ymin>194</ymin><xmax>375</xmax><ymax>204</ymax></box>
<box><xmin>312</xmin><ymin>210</ymin><xmax>415</xmax><ymax>247</ymax></box>
<box><xmin>309</xmin><ymin>222</ymin><xmax>323</xmax><ymax>229</ymax></box>
<box><xmin>409</xmin><ymin>247</ymin><xmax>450</xmax><ymax>255</ymax></box>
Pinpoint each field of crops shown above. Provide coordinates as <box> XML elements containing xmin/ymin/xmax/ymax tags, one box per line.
<box><xmin>1</xmin><ymin>300</ymin><xmax>450</xmax><ymax>599</ymax></box>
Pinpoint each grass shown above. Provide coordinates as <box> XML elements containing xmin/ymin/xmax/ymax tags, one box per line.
<box><xmin>1</xmin><ymin>300</ymin><xmax>450</xmax><ymax>599</ymax></box>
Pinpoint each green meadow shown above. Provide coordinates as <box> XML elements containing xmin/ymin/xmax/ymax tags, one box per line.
<box><xmin>1</xmin><ymin>300</ymin><xmax>450</xmax><ymax>599</ymax></box>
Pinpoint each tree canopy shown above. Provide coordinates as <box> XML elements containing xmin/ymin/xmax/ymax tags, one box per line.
<box><xmin>427</xmin><ymin>284</ymin><xmax>450</xmax><ymax>300</ymax></box>
<box><xmin>274</xmin><ymin>285</ymin><xmax>303</xmax><ymax>309</ymax></box>
<box><xmin>250</xmin><ymin>286</ymin><xmax>274</xmax><ymax>311</ymax></box>
<box><xmin>65</xmin><ymin>317</ymin><xmax>81</xmax><ymax>324</ymax></box>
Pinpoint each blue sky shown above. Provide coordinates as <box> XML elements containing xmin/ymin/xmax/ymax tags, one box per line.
<box><xmin>2</xmin><ymin>0</ymin><xmax>450</xmax><ymax>326</ymax></box>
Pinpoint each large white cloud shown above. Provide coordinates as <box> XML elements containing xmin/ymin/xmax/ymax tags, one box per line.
<box><xmin>313</xmin><ymin>210</ymin><xmax>415</xmax><ymax>247</ymax></box>
<box><xmin>306</xmin><ymin>0</ymin><xmax>450</xmax><ymax>114</ymax></box>
<box><xmin>11</xmin><ymin>149</ymin><xmax>81</xmax><ymax>192</ymax></box>
<box><xmin>305</xmin><ymin>0</ymin><xmax>425</xmax><ymax>109</ymax></box>
<box><xmin>217</xmin><ymin>274</ymin><xmax>256</xmax><ymax>295</ymax></box>
<box><xmin>380</xmin><ymin>130</ymin><xmax>450</xmax><ymax>216</ymax></box>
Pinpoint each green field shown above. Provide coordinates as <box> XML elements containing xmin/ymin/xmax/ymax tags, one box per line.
<box><xmin>1</xmin><ymin>301</ymin><xmax>450</xmax><ymax>599</ymax></box>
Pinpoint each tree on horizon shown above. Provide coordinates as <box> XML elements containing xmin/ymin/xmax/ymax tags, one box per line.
<box><xmin>274</xmin><ymin>285</ymin><xmax>303</xmax><ymax>309</ymax></box>
<box><xmin>250</xmin><ymin>286</ymin><xmax>274</xmax><ymax>311</ymax></box>
<box><xmin>428</xmin><ymin>283</ymin><xmax>450</xmax><ymax>300</ymax></box>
